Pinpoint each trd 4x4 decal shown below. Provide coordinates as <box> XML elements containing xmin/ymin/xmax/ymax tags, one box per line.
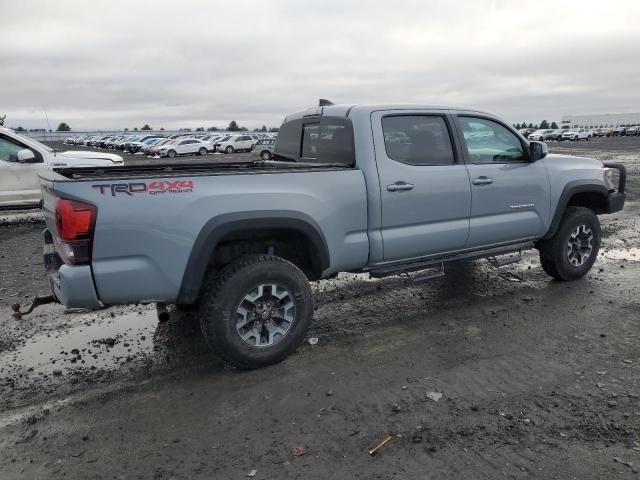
<box><xmin>92</xmin><ymin>180</ymin><xmax>194</xmax><ymax>196</ymax></box>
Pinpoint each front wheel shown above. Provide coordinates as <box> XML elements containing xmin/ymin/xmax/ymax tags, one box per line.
<box><xmin>198</xmin><ymin>255</ymin><xmax>313</xmax><ymax>369</ymax></box>
<box><xmin>538</xmin><ymin>207</ymin><xmax>601</xmax><ymax>281</ymax></box>
<box><xmin>261</xmin><ymin>151</ymin><xmax>272</xmax><ymax>160</ymax></box>
<box><xmin>167</xmin><ymin>149</ymin><xmax>177</xmax><ymax>158</ymax></box>
<box><xmin>225</xmin><ymin>146</ymin><xmax>234</xmax><ymax>154</ymax></box>
<box><xmin>198</xmin><ymin>147</ymin><xmax>207</xmax><ymax>156</ymax></box>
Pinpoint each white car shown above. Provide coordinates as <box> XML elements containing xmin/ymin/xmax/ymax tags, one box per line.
<box><xmin>0</xmin><ymin>127</ymin><xmax>124</xmax><ymax>208</ymax></box>
<box><xmin>527</xmin><ymin>129</ymin><xmax>553</xmax><ymax>141</ymax></box>
<box><xmin>157</xmin><ymin>138</ymin><xmax>210</xmax><ymax>158</ymax></box>
<box><xmin>216</xmin><ymin>134</ymin><xmax>255</xmax><ymax>154</ymax></box>
<box><xmin>562</xmin><ymin>129</ymin><xmax>592</xmax><ymax>141</ymax></box>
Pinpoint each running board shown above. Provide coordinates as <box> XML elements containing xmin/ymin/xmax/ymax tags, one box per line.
<box><xmin>406</xmin><ymin>262</ymin><xmax>445</xmax><ymax>284</ymax></box>
<box><xmin>486</xmin><ymin>249</ymin><xmax>523</xmax><ymax>268</ymax></box>
<box><xmin>368</xmin><ymin>242</ymin><xmax>534</xmax><ymax>279</ymax></box>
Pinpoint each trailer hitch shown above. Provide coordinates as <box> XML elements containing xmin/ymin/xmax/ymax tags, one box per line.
<box><xmin>11</xmin><ymin>295</ymin><xmax>56</xmax><ymax>320</ymax></box>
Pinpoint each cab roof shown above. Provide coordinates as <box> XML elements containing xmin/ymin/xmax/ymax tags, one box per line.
<box><xmin>283</xmin><ymin>103</ymin><xmax>496</xmax><ymax>122</ymax></box>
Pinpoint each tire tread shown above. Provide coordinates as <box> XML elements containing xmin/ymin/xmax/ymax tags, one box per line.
<box><xmin>198</xmin><ymin>255</ymin><xmax>310</xmax><ymax>370</ymax></box>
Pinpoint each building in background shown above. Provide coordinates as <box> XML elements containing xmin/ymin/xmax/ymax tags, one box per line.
<box><xmin>561</xmin><ymin>113</ymin><xmax>640</xmax><ymax>129</ymax></box>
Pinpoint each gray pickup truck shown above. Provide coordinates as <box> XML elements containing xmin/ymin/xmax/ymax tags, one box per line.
<box><xmin>39</xmin><ymin>103</ymin><xmax>626</xmax><ymax>369</ymax></box>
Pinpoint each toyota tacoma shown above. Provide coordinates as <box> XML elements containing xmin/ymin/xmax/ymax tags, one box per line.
<box><xmin>38</xmin><ymin>102</ymin><xmax>626</xmax><ymax>369</ymax></box>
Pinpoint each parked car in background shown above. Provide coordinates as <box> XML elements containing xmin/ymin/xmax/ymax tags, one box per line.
<box><xmin>624</xmin><ymin>126</ymin><xmax>639</xmax><ymax>136</ymax></box>
<box><xmin>543</xmin><ymin>129</ymin><xmax>564</xmax><ymax>141</ymax></box>
<box><xmin>142</xmin><ymin>138</ymin><xmax>169</xmax><ymax>155</ymax></box>
<box><xmin>157</xmin><ymin>138</ymin><xmax>210</xmax><ymax>158</ymax></box>
<box><xmin>613</xmin><ymin>126</ymin><xmax>625</xmax><ymax>136</ymax></box>
<box><xmin>594</xmin><ymin>128</ymin><xmax>613</xmax><ymax>137</ymax></box>
<box><xmin>64</xmin><ymin>135</ymin><xmax>82</xmax><ymax>145</ymax></box>
<box><xmin>128</xmin><ymin>137</ymin><xmax>164</xmax><ymax>154</ymax></box>
<box><xmin>216</xmin><ymin>135</ymin><xmax>255</xmax><ymax>153</ymax></box>
<box><xmin>518</xmin><ymin>128</ymin><xmax>535</xmax><ymax>138</ymax></box>
<box><xmin>528</xmin><ymin>129</ymin><xmax>554</xmax><ymax>141</ymax></box>
<box><xmin>562</xmin><ymin>129</ymin><xmax>592</xmax><ymax>141</ymax></box>
<box><xmin>251</xmin><ymin>138</ymin><xmax>276</xmax><ymax>160</ymax></box>
<box><xmin>0</xmin><ymin>126</ymin><xmax>124</xmax><ymax>208</ymax></box>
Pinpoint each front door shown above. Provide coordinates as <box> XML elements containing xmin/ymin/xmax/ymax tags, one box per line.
<box><xmin>373</xmin><ymin>111</ymin><xmax>472</xmax><ymax>262</ymax></box>
<box><xmin>454</xmin><ymin>115</ymin><xmax>550</xmax><ymax>248</ymax></box>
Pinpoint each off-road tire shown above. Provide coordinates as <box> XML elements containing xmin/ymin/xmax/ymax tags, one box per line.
<box><xmin>198</xmin><ymin>255</ymin><xmax>313</xmax><ymax>369</ymax></box>
<box><xmin>538</xmin><ymin>206</ymin><xmax>601</xmax><ymax>281</ymax></box>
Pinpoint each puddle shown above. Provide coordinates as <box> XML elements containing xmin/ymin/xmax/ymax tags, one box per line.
<box><xmin>0</xmin><ymin>307</ymin><xmax>160</xmax><ymax>376</ymax></box>
<box><xmin>602</xmin><ymin>247</ymin><xmax>640</xmax><ymax>262</ymax></box>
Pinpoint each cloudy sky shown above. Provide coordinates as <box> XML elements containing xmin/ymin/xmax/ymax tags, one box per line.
<box><xmin>1</xmin><ymin>0</ymin><xmax>639</xmax><ymax>130</ymax></box>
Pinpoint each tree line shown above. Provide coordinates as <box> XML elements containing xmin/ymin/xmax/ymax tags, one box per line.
<box><xmin>512</xmin><ymin>120</ymin><xmax>559</xmax><ymax>130</ymax></box>
<box><xmin>42</xmin><ymin>120</ymin><xmax>278</xmax><ymax>132</ymax></box>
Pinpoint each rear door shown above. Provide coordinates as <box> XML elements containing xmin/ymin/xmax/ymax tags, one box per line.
<box><xmin>373</xmin><ymin>110</ymin><xmax>472</xmax><ymax>262</ymax></box>
<box><xmin>453</xmin><ymin>114</ymin><xmax>550</xmax><ymax>248</ymax></box>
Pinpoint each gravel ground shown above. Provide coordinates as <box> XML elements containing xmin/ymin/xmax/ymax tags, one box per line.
<box><xmin>0</xmin><ymin>139</ymin><xmax>639</xmax><ymax>479</ymax></box>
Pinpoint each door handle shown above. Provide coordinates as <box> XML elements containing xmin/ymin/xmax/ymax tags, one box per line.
<box><xmin>472</xmin><ymin>176</ymin><xmax>494</xmax><ymax>185</ymax></box>
<box><xmin>387</xmin><ymin>181</ymin><xmax>414</xmax><ymax>192</ymax></box>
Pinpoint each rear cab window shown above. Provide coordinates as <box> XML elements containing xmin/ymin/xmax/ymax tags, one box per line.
<box><xmin>274</xmin><ymin>115</ymin><xmax>355</xmax><ymax>166</ymax></box>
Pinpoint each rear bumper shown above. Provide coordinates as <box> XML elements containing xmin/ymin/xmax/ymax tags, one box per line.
<box><xmin>43</xmin><ymin>229</ymin><xmax>101</xmax><ymax>308</ymax></box>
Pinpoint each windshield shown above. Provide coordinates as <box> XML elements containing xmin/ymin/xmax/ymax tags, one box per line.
<box><xmin>15</xmin><ymin>132</ymin><xmax>54</xmax><ymax>152</ymax></box>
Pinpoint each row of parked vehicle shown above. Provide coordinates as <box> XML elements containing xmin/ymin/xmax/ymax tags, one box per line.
<box><xmin>64</xmin><ymin>132</ymin><xmax>278</xmax><ymax>158</ymax></box>
<box><xmin>518</xmin><ymin>125</ymin><xmax>640</xmax><ymax>142</ymax></box>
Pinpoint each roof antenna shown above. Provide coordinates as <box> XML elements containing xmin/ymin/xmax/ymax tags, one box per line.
<box><xmin>319</xmin><ymin>99</ymin><xmax>334</xmax><ymax>107</ymax></box>
<box><xmin>43</xmin><ymin>107</ymin><xmax>51</xmax><ymax>131</ymax></box>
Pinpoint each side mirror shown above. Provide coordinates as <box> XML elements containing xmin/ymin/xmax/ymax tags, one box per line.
<box><xmin>529</xmin><ymin>141</ymin><xmax>548</xmax><ymax>161</ymax></box>
<box><xmin>17</xmin><ymin>149</ymin><xmax>37</xmax><ymax>163</ymax></box>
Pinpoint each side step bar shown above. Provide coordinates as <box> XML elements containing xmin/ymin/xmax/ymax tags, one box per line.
<box><xmin>368</xmin><ymin>242</ymin><xmax>534</xmax><ymax>279</ymax></box>
<box><xmin>405</xmin><ymin>262</ymin><xmax>445</xmax><ymax>284</ymax></box>
<box><xmin>486</xmin><ymin>249</ymin><xmax>523</xmax><ymax>268</ymax></box>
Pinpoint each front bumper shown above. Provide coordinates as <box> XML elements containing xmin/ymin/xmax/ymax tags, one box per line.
<box><xmin>43</xmin><ymin>229</ymin><xmax>101</xmax><ymax>308</ymax></box>
<box><xmin>603</xmin><ymin>163</ymin><xmax>627</xmax><ymax>213</ymax></box>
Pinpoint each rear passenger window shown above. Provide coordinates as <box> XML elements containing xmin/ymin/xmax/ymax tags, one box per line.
<box><xmin>382</xmin><ymin>115</ymin><xmax>455</xmax><ymax>166</ymax></box>
<box><xmin>301</xmin><ymin>124</ymin><xmax>319</xmax><ymax>159</ymax></box>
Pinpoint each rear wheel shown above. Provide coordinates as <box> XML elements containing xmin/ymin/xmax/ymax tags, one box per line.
<box><xmin>261</xmin><ymin>151</ymin><xmax>272</xmax><ymax>160</ymax></box>
<box><xmin>198</xmin><ymin>147</ymin><xmax>207</xmax><ymax>156</ymax></box>
<box><xmin>538</xmin><ymin>207</ymin><xmax>601</xmax><ymax>281</ymax></box>
<box><xmin>198</xmin><ymin>255</ymin><xmax>313</xmax><ymax>369</ymax></box>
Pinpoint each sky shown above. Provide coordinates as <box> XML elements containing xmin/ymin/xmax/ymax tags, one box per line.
<box><xmin>1</xmin><ymin>0</ymin><xmax>639</xmax><ymax>130</ymax></box>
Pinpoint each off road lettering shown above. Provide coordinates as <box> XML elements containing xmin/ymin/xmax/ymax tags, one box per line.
<box><xmin>92</xmin><ymin>180</ymin><xmax>194</xmax><ymax>196</ymax></box>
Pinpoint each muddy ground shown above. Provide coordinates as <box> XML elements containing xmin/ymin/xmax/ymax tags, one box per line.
<box><xmin>0</xmin><ymin>138</ymin><xmax>639</xmax><ymax>479</ymax></box>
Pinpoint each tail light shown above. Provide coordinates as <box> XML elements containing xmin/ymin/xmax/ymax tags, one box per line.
<box><xmin>55</xmin><ymin>198</ymin><xmax>97</xmax><ymax>265</ymax></box>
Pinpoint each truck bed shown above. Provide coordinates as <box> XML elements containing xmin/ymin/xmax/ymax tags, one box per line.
<box><xmin>39</xmin><ymin>163</ymin><xmax>370</xmax><ymax>305</ymax></box>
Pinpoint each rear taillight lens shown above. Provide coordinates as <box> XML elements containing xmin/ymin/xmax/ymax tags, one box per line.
<box><xmin>55</xmin><ymin>198</ymin><xmax>97</xmax><ymax>265</ymax></box>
